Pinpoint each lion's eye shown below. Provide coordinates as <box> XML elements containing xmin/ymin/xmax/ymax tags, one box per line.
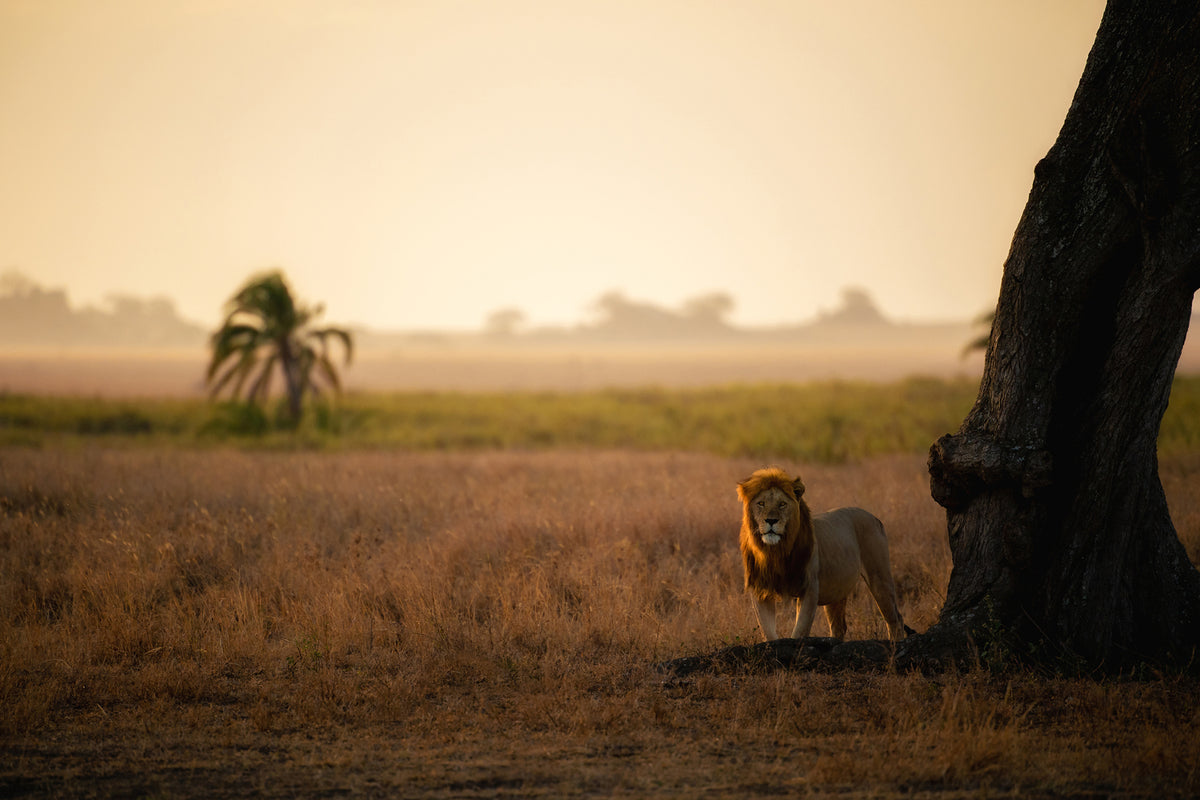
<box><xmin>756</xmin><ymin>501</ymin><xmax>765</xmax><ymax>509</ymax></box>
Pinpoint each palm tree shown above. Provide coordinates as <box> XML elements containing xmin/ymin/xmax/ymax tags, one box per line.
<box><xmin>206</xmin><ymin>270</ymin><xmax>353</xmax><ymax>424</ymax></box>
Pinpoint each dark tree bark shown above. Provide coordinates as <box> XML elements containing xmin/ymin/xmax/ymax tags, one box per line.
<box><xmin>927</xmin><ymin>1</ymin><xmax>1200</xmax><ymax>671</ymax></box>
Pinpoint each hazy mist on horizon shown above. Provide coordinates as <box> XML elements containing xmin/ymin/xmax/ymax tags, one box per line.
<box><xmin>1</xmin><ymin>1</ymin><xmax>1105</xmax><ymax>332</ymax></box>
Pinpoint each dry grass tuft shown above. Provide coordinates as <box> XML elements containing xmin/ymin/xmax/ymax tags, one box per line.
<box><xmin>2</xmin><ymin>447</ymin><xmax>1198</xmax><ymax>797</ymax></box>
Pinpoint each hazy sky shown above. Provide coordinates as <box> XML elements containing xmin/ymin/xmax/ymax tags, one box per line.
<box><xmin>1</xmin><ymin>0</ymin><xmax>1104</xmax><ymax>331</ymax></box>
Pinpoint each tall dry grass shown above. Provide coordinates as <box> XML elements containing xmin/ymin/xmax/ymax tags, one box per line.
<box><xmin>2</xmin><ymin>447</ymin><xmax>1198</xmax><ymax>797</ymax></box>
<box><xmin>0</xmin><ymin>449</ymin><xmax>943</xmax><ymax>712</ymax></box>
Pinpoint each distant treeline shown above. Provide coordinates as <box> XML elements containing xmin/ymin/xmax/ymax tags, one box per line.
<box><xmin>0</xmin><ymin>272</ymin><xmax>973</xmax><ymax>351</ymax></box>
<box><xmin>479</xmin><ymin>287</ymin><xmax>893</xmax><ymax>343</ymax></box>
<box><xmin>0</xmin><ymin>272</ymin><xmax>206</xmax><ymax>348</ymax></box>
<box><xmin>362</xmin><ymin>287</ymin><xmax>979</xmax><ymax>351</ymax></box>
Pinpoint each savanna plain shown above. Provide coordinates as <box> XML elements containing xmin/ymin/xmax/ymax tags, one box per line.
<box><xmin>3</xmin><ymin>378</ymin><xmax>1200</xmax><ymax>798</ymax></box>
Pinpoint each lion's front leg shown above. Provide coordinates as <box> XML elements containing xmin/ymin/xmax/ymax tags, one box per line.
<box><xmin>755</xmin><ymin>598</ymin><xmax>780</xmax><ymax>641</ymax></box>
<box><xmin>789</xmin><ymin>585</ymin><xmax>819</xmax><ymax>640</ymax></box>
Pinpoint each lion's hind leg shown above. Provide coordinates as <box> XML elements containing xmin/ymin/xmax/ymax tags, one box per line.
<box><xmin>862</xmin><ymin>571</ymin><xmax>906</xmax><ymax>640</ymax></box>
<box><xmin>823</xmin><ymin>600</ymin><xmax>848</xmax><ymax>640</ymax></box>
<box><xmin>856</xmin><ymin>517</ymin><xmax>908</xmax><ymax>641</ymax></box>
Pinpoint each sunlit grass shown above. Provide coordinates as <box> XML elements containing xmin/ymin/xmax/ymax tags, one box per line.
<box><xmin>3</xmin><ymin>376</ymin><xmax>1200</xmax><ymax>794</ymax></box>
<box><xmin>5</xmin><ymin>374</ymin><xmax>1200</xmax><ymax>463</ymax></box>
<box><xmin>3</xmin><ymin>377</ymin><xmax>977</xmax><ymax>461</ymax></box>
<box><xmin>2</xmin><ymin>448</ymin><xmax>1197</xmax><ymax>796</ymax></box>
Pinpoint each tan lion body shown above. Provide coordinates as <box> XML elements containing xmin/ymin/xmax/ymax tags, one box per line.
<box><xmin>737</xmin><ymin>467</ymin><xmax>908</xmax><ymax>642</ymax></box>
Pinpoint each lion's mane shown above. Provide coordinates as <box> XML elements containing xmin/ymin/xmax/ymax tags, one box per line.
<box><xmin>737</xmin><ymin>467</ymin><xmax>816</xmax><ymax>603</ymax></box>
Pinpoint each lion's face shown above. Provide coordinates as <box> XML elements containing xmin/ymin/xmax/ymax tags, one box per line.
<box><xmin>738</xmin><ymin>468</ymin><xmax>814</xmax><ymax>604</ymax></box>
<box><xmin>737</xmin><ymin>468</ymin><xmax>807</xmax><ymax>553</ymax></box>
<box><xmin>747</xmin><ymin>485</ymin><xmax>798</xmax><ymax>546</ymax></box>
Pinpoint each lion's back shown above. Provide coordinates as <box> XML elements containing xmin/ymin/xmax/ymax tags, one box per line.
<box><xmin>813</xmin><ymin>507</ymin><xmax>886</xmax><ymax>585</ymax></box>
<box><xmin>814</xmin><ymin>506</ymin><xmax>883</xmax><ymax>541</ymax></box>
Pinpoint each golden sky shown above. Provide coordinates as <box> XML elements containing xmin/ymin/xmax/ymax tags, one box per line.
<box><xmin>0</xmin><ymin>0</ymin><xmax>1104</xmax><ymax>331</ymax></box>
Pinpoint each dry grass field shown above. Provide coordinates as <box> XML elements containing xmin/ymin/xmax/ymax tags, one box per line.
<box><xmin>2</xmin><ymin>446</ymin><xmax>1199</xmax><ymax>798</ymax></box>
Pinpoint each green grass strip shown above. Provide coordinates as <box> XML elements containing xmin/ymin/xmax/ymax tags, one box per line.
<box><xmin>2</xmin><ymin>375</ymin><xmax>1198</xmax><ymax>463</ymax></box>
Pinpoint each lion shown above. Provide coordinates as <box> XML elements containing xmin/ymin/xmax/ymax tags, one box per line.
<box><xmin>737</xmin><ymin>466</ymin><xmax>910</xmax><ymax>642</ymax></box>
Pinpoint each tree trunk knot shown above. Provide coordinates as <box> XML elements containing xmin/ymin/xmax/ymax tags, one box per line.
<box><xmin>928</xmin><ymin>433</ymin><xmax>1053</xmax><ymax>510</ymax></box>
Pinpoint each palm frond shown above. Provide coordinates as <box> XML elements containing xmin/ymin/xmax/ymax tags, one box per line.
<box><xmin>308</xmin><ymin>326</ymin><xmax>354</xmax><ymax>366</ymax></box>
<box><xmin>209</xmin><ymin>348</ymin><xmax>259</xmax><ymax>400</ymax></box>
<box><xmin>961</xmin><ymin>334</ymin><xmax>992</xmax><ymax>359</ymax></box>
<box><xmin>227</xmin><ymin>271</ymin><xmax>299</xmax><ymax>337</ymax></box>
<box><xmin>207</xmin><ymin>324</ymin><xmax>264</xmax><ymax>382</ymax></box>
<box><xmin>961</xmin><ymin>309</ymin><xmax>996</xmax><ymax>359</ymax></box>
<box><xmin>314</xmin><ymin>351</ymin><xmax>341</xmax><ymax>393</ymax></box>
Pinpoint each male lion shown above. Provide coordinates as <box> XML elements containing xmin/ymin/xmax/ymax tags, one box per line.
<box><xmin>737</xmin><ymin>467</ymin><xmax>909</xmax><ymax>642</ymax></box>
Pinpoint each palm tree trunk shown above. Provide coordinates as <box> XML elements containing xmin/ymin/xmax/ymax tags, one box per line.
<box><xmin>278</xmin><ymin>336</ymin><xmax>303</xmax><ymax>424</ymax></box>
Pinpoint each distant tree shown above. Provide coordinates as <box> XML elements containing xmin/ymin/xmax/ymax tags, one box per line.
<box><xmin>818</xmin><ymin>288</ymin><xmax>888</xmax><ymax>326</ymax></box>
<box><xmin>0</xmin><ymin>270</ymin><xmax>38</xmax><ymax>297</ymax></box>
<box><xmin>682</xmin><ymin>292</ymin><xmax>735</xmax><ymax>324</ymax></box>
<box><xmin>0</xmin><ymin>272</ymin><xmax>74</xmax><ymax>345</ymax></box>
<box><xmin>484</xmin><ymin>307</ymin><xmax>527</xmax><ymax>337</ymax></box>
<box><xmin>587</xmin><ymin>290</ymin><xmax>737</xmax><ymax>340</ymax></box>
<box><xmin>591</xmin><ymin>291</ymin><xmax>635</xmax><ymax>321</ymax></box>
<box><xmin>588</xmin><ymin>291</ymin><xmax>675</xmax><ymax>337</ymax></box>
<box><xmin>206</xmin><ymin>270</ymin><xmax>353</xmax><ymax>424</ymax></box>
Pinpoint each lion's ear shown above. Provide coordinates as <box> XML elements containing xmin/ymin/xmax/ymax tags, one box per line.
<box><xmin>736</xmin><ymin>480</ymin><xmax>750</xmax><ymax>503</ymax></box>
<box><xmin>792</xmin><ymin>477</ymin><xmax>806</xmax><ymax>499</ymax></box>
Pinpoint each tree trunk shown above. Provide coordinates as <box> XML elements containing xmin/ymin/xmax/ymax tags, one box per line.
<box><xmin>278</xmin><ymin>336</ymin><xmax>304</xmax><ymax>424</ymax></box>
<box><xmin>927</xmin><ymin>1</ymin><xmax>1200</xmax><ymax>671</ymax></box>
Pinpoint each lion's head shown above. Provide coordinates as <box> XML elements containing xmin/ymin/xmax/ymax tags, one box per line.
<box><xmin>737</xmin><ymin>467</ymin><xmax>815</xmax><ymax>601</ymax></box>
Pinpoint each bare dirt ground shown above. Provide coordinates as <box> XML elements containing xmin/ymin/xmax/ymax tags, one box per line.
<box><xmin>12</xmin><ymin>684</ymin><xmax>1196</xmax><ymax>800</ymax></box>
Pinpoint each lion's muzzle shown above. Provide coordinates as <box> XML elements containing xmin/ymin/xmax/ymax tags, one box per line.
<box><xmin>759</xmin><ymin>517</ymin><xmax>783</xmax><ymax>545</ymax></box>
